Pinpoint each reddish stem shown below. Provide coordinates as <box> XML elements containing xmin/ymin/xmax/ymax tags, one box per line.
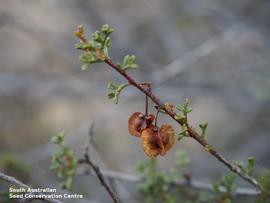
<box><xmin>145</xmin><ymin>94</ymin><xmax>148</xmax><ymax>116</ymax></box>
<box><xmin>104</xmin><ymin>59</ymin><xmax>262</xmax><ymax>192</ymax></box>
<box><xmin>154</xmin><ymin>109</ymin><xmax>160</xmax><ymax>127</ymax></box>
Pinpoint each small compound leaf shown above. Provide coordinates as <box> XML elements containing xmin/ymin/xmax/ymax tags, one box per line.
<box><xmin>101</xmin><ymin>24</ymin><xmax>114</xmax><ymax>35</ymax></box>
<box><xmin>121</xmin><ymin>54</ymin><xmax>138</xmax><ymax>71</ymax></box>
<box><xmin>92</xmin><ymin>31</ymin><xmax>103</xmax><ymax>43</ymax></box>
<box><xmin>51</xmin><ymin>131</ymin><xmax>65</xmax><ymax>144</ymax></box>
<box><xmin>247</xmin><ymin>157</ymin><xmax>255</xmax><ymax>175</ymax></box>
<box><xmin>79</xmin><ymin>52</ymin><xmax>96</xmax><ymax>64</ymax></box>
<box><xmin>199</xmin><ymin>122</ymin><xmax>208</xmax><ymax>138</ymax></box>
<box><xmin>106</xmin><ymin>81</ymin><xmax>129</xmax><ymax>104</ymax></box>
<box><xmin>107</xmin><ymin>92</ymin><xmax>115</xmax><ymax>99</ymax></box>
<box><xmin>107</xmin><ymin>81</ymin><xmax>118</xmax><ymax>90</ymax></box>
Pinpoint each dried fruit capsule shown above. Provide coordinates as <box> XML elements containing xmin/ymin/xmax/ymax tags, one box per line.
<box><xmin>141</xmin><ymin>125</ymin><xmax>175</xmax><ymax>157</ymax></box>
<box><xmin>128</xmin><ymin>112</ymin><xmax>155</xmax><ymax>137</ymax></box>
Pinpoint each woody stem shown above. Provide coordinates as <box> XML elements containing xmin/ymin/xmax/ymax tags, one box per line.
<box><xmin>154</xmin><ymin>109</ymin><xmax>160</xmax><ymax>127</ymax></box>
<box><xmin>104</xmin><ymin>58</ymin><xmax>263</xmax><ymax>192</ymax></box>
<box><xmin>145</xmin><ymin>94</ymin><xmax>148</xmax><ymax>116</ymax></box>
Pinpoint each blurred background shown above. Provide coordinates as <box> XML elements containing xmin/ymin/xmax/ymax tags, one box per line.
<box><xmin>0</xmin><ymin>0</ymin><xmax>270</xmax><ymax>202</ymax></box>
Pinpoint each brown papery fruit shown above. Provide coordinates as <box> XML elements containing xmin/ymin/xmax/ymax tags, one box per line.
<box><xmin>128</xmin><ymin>112</ymin><xmax>155</xmax><ymax>137</ymax></box>
<box><xmin>141</xmin><ymin>125</ymin><xmax>175</xmax><ymax>157</ymax></box>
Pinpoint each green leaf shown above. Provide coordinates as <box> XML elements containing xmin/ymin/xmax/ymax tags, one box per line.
<box><xmin>101</xmin><ymin>24</ymin><xmax>109</xmax><ymax>33</ymax></box>
<box><xmin>120</xmin><ymin>54</ymin><xmax>138</xmax><ymax>71</ymax></box>
<box><xmin>199</xmin><ymin>122</ymin><xmax>208</xmax><ymax>138</ymax></box>
<box><xmin>92</xmin><ymin>31</ymin><xmax>103</xmax><ymax>43</ymax></box>
<box><xmin>50</xmin><ymin>132</ymin><xmax>77</xmax><ymax>191</ymax></box>
<box><xmin>175</xmin><ymin>150</ymin><xmax>190</xmax><ymax>167</ymax></box>
<box><xmin>101</xmin><ymin>24</ymin><xmax>114</xmax><ymax>35</ymax></box>
<box><xmin>75</xmin><ymin>41</ymin><xmax>95</xmax><ymax>50</ymax></box>
<box><xmin>213</xmin><ymin>173</ymin><xmax>237</xmax><ymax>195</ymax></box>
<box><xmin>177</xmin><ymin>99</ymin><xmax>192</xmax><ymax>111</ymax></box>
<box><xmin>51</xmin><ymin>131</ymin><xmax>65</xmax><ymax>144</ymax></box>
<box><xmin>75</xmin><ymin>24</ymin><xmax>115</xmax><ymax>69</ymax></box>
<box><xmin>81</xmin><ymin>63</ymin><xmax>89</xmax><ymax>71</ymax></box>
<box><xmin>177</xmin><ymin>134</ymin><xmax>185</xmax><ymax>141</ymax></box>
<box><xmin>107</xmin><ymin>81</ymin><xmax>118</xmax><ymax>90</ymax></box>
<box><xmin>175</xmin><ymin>103</ymin><xmax>192</xmax><ymax>115</ymax></box>
<box><xmin>175</xmin><ymin>98</ymin><xmax>192</xmax><ymax>125</ymax></box>
<box><xmin>106</xmin><ymin>81</ymin><xmax>129</xmax><ymax>104</ymax></box>
<box><xmin>247</xmin><ymin>157</ymin><xmax>255</xmax><ymax>175</ymax></box>
<box><xmin>78</xmin><ymin>52</ymin><xmax>100</xmax><ymax>70</ymax></box>
<box><xmin>104</xmin><ymin>37</ymin><xmax>111</xmax><ymax>48</ymax></box>
<box><xmin>258</xmin><ymin>170</ymin><xmax>270</xmax><ymax>192</ymax></box>
<box><xmin>79</xmin><ymin>52</ymin><xmax>96</xmax><ymax>64</ymax></box>
<box><xmin>107</xmin><ymin>92</ymin><xmax>115</xmax><ymax>99</ymax></box>
<box><xmin>174</xmin><ymin>113</ymin><xmax>182</xmax><ymax>121</ymax></box>
<box><xmin>233</xmin><ymin>157</ymin><xmax>256</xmax><ymax>176</ymax></box>
<box><xmin>114</xmin><ymin>83</ymin><xmax>129</xmax><ymax>104</ymax></box>
<box><xmin>75</xmin><ymin>43</ymin><xmax>84</xmax><ymax>49</ymax></box>
<box><xmin>136</xmin><ymin>158</ymin><xmax>177</xmax><ymax>203</ymax></box>
<box><xmin>177</xmin><ymin>125</ymin><xmax>188</xmax><ymax>140</ymax></box>
<box><xmin>100</xmin><ymin>24</ymin><xmax>114</xmax><ymax>50</ymax></box>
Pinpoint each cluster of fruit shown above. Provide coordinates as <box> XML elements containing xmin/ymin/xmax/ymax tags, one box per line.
<box><xmin>128</xmin><ymin>112</ymin><xmax>175</xmax><ymax>157</ymax></box>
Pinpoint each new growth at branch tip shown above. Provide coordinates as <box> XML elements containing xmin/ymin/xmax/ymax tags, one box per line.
<box><xmin>74</xmin><ymin>24</ymin><xmax>264</xmax><ymax>193</ymax></box>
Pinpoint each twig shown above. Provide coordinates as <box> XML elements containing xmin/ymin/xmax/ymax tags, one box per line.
<box><xmin>80</xmin><ymin>124</ymin><xmax>121</xmax><ymax>203</ymax></box>
<box><xmin>86</xmin><ymin>123</ymin><xmax>96</xmax><ymax>153</ymax></box>
<box><xmin>0</xmin><ymin>171</ymin><xmax>62</xmax><ymax>203</ymax></box>
<box><xmin>78</xmin><ymin>168</ymin><xmax>259</xmax><ymax>196</ymax></box>
<box><xmin>103</xmin><ymin>58</ymin><xmax>262</xmax><ymax>192</ymax></box>
<box><xmin>79</xmin><ymin>156</ymin><xmax>121</xmax><ymax>203</ymax></box>
<box><xmin>107</xmin><ymin>178</ymin><xmax>120</xmax><ymax>202</ymax></box>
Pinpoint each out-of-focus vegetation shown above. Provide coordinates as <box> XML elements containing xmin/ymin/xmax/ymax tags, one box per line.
<box><xmin>0</xmin><ymin>153</ymin><xmax>32</xmax><ymax>203</ymax></box>
<box><xmin>50</xmin><ymin>132</ymin><xmax>77</xmax><ymax>190</ymax></box>
<box><xmin>0</xmin><ymin>153</ymin><xmax>32</xmax><ymax>182</ymax></box>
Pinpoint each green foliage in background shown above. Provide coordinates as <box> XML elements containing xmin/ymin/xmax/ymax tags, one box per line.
<box><xmin>137</xmin><ymin>150</ymin><xmax>191</xmax><ymax>203</ymax></box>
<box><xmin>212</xmin><ymin>173</ymin><xmax>237</xmax><ymax>203</ymax></box>
<box><xmin>256</xmin><ymin>170</ymin><xmax>270</xmax><ymax>203</ymax></box>
<box><xmin>136</xmin><ymin>151</ymin><xmax>270</xmax><ymax>203</ymax></box>
<box><xmin>0</xmin><ymin>153</ymin><xmax>32</xmax><ymax>181</ymax></box>
<box><xmin>138</xmin><ymin>158</ymin><xmax>176</xmax><ymax>203</ymax></box>
<box><xmin>0</xmin><ymin>153</ymin><xmax>32</xmax><ymax>203</ymax></box>
<box><xmin>50</xmin><ymin>131</ymin><xmax>77</xmax><ymax>190</ymax></box>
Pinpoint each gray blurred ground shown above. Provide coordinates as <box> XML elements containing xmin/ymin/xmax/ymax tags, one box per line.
<box><xmin>0</xmin><ymin>0</ymin><xmax>270</xmax><ymax>202</ymax></box>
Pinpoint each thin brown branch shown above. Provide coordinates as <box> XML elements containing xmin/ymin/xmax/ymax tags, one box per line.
<box><xmin>78</xmin><ymin>168</ymin><xmax>259</xmax><ymax>196</ymax></box>
<box><xmin>104</xmin><ymin>59</ymin><xmax>262</xmax><ymax>192</ymax></box>
<box><xmin>78</xmin><ymin>156</ymin><xmax>121</xmax><ymax>203</ymax></box>
<box><xmin>145</xmin><ymin>94</ymin><xmax>148</xmax><ymax>116</ymax></box>
<box><xmin>0</xmin><ymin>171</ymin><xmax>62</xmax><ymax>203</ymax></box>
<box><xmin>79</xmin><ymin>124</ymin><xmax>121</xmax><ymax>203</ymax></box>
